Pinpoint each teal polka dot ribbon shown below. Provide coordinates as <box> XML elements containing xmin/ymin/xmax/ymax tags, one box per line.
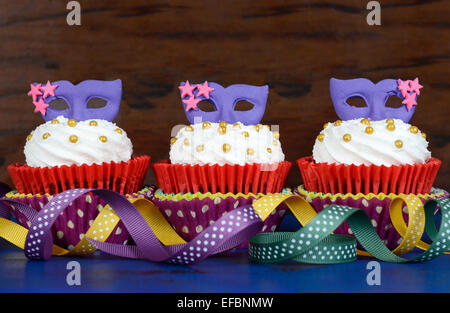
<box><xmin>249</xmin><ymin>196</ymin><xmax>450</xmax><ymax>264</ymax></box>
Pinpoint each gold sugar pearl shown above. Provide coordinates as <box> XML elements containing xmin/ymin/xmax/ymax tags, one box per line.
<box><xmin>242</xmin><ymin>131</ymin><xmax>249</xmax><ymax>138</ymax></box>
<box><xmin>267</xmin><ymin>147</ymin><xmax>272</xmax><ymax>153</ymax></box>
<box><xmin>343</xmin><ymin>134</ymin><xmax>352</xmax><ymax>142</ymax></box>
<box><xmin>265</xmin><ymin>125</ymin><xmax>271</xmax><ymax>130</ymax></box>
<box><xmin>68</xmin><ymin>119</ymin><xmax>77</xmax><ymax>127</ymax></box>
<box><xmin>360</xmin><ymin>118</ymin><xmax>370</xmax><ymax>125</ymax></box>
<box><xmin>334</xmin><ymin>120</ymin><xmax>342</xmax><ymax>126</ymax></box>
<box><xmin>318</xmin><ymin>133</ymin><xmax>325</xmax><ymax>142</ymax></box>
<box><xmin>323</xmin><ymin>123</ymin><xmax>329</xmax><ymax>129</ymax></box>
<box><xmin>386</xmin><ymin>118</ymin><xmax>394</xmax><ymax>124</ymax></box>
<box><xmin>272</xmin><ymin>131</ymin><xmax>280</xmax><ymax>139</ymax></box>
<box><xmin>247</xmin><ymin>148</ymin><xmax>254</xmax><ymax>155</ymax></box>
<box><xmin>233</xmin><ymin>123</ymin><xmax>241</xmax><ymax>129</ymax></box>
<box><xmin>184</xmin><ymin>138</ymin><xmax>190</xmax><ymax>146</ymax></box>
<box><xmin>365</xmin><ymin>126</ymin><xmax>374</xmax><ymax>134</ymax></box>
<box><xmin>51</xmin><ymin>119</ymin><xmax>59</xmax><ymax>124</ymax></box>
<box><xmin>89</xmin><ymin>120</ymin><xmax>98</xmax><ymax>126</ymax></box>
<box><xmin>273</xmin><ymin>140</ymin><xmax>278</xmax><ymax>146</ymax></box>
<box><xmin>99</xmin><ymin>136</ymin><xmax>107</xmax><ymax>143</ymax></box>
<box><xmin>170</xmin><ymin>137</ymin><xmax>177</xmax><ymax>145</ymax></box>
<box><xmin>395</xmin><ymin>139</ymin><xmax>403</xmax><ymax>149</ymax></box>
<box><xmin>219</xmin><ymin>121</ymin><xmax>228</xmax><ymax>128</ymax></box>
<box><xmin>27</xmin><ymin>134</ymin><xmax>33</xmax><ymax>141</ymax></box>
<box><xmin>255</xmin><ymin>124</ymin><xmax>262</xmax><ymax>132</ymax></box>
<box><xmin>386</xmin><ymin>123</ymin><xmax>396</xmax><ymax>131</ymax></box>
<box><xmin>42</xmin><ymin>132</ymin><xmax>51</xmax><ymax>140</ymax></box>
<box><xmin>185</xmin><ymin>125</ymin><xmax>194</xmax><ymax>132</ymax></box>
<box><xmin>69</xmin><ymin>135</ymin><xmax>78</xmax><ymax>143</ymax></box>
<box><xmin>223</xmin><ymin>143</ymin><xmax>231</xmax><ymax>153</ymax></box>
<box><xmin>115</xmin><ymin>128</ymin><xmax>123</xmax><ymax>135</ymax></box>
<box><xmin>409</xmin><ymin>126</ymin><xmax>419</xmax><ymax>134</ymax></box>
<box><xmin>422</xmin><ymin>132</ymin><xmax>427</xmax><ymax>139</ymax></box>
<box><xmin>218</xmin><ymin>127</ymin><xmax>227</xmax><ymax>135</ymax></box>
<box><xmin>196</xmin><ymin>144</ymin><xmax>204</xmax><ymax>152</ymax></box>
<box><xmin>202</xmin><ymin>122</ymin><xmax>211</xmax><ymax>129</ymax></box>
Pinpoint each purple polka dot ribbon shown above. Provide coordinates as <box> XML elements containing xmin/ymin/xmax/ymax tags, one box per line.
<box><xmin>3</xmin><ymin>188</ymin><xmax>263</xmax><ymax>264</ymax></box>
<box><xmin>0</xmin><ymin>183</ymin><xmax>12</xmax><ymax>220</ymax></box>
<box><xmin>24</xmin><ymin>189</ymin><xmax>90</xmax><ymax>260</ymax></box>
<box><xmin>85</xmin><ymin>199</ymin><xmax>263</xmax><ymax>264</ymax></box>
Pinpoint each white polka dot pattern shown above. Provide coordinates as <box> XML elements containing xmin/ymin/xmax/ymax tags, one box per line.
<box><xmin>24</xmin><ymin>189</ymin><xmax>89</xmax><ymax>259</ymax></box>
<box><xmin>249</xmin><ymin>204</ymin><xmax>358</xmax><ymax>264</ymax></box>
<box><xmin>167</xmin><ymin>205</ymin><xmax>263</xmax><ymax>264</ymax></box>
<box><xmin>249</xmin><ymin>196</ymin><xmax>450</xmax><ymax>264</ymax></box>
<box><xmin>5</xmin><ymin>187</ymin><xmax>449</xmax><ymax>264</ymax></box>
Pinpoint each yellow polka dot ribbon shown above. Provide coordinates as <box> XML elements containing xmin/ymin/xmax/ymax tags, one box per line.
<box><xmin>0</xmin><ymin>188</ymin><xmax>449</xmax><ymax>264</ymax></box>
<box><xmin>0</xmin><ymin>191</ymin><xmax>186</xmax><ymax>257</ymax></box>
<box><xmin>249</xmin><ymin>194</ymin><xmax>450</xmax><ymax>263</ymax></box>
<box><xmin>1</xmin><ymin>188</ymin><xmax>263</xmax><ymax>263</ymax></box>
<box><xmin>0</xmin><ymin>199</ymin><xmax>125</xmax><ymax>256</ymax></box>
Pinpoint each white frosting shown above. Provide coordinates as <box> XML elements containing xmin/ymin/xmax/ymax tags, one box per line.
<box><xmin>25</xmin><ymin>115</ymin><xmax>133</xmax><ymax>168</ymax></box>
<box><xmin>312</xmin><ymin>118</ymin><xmax>431</xmax><ymax>166</ymax></box>
<box><xmin>169</xmin><ymin>122</ymin><xmax>285</xmax><ymax>166</ymax></box>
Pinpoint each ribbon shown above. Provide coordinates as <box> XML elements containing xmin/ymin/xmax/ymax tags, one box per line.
<box><xmin>0</xmin><ymin>188</ymin><xmax>262</xmax><ymax>264</ymax></box>
<box><xmin>0</xmin><ymin>187</ymin><xmax>449</xmax><ymax>265</ymax></box>
<box><xmin>249</xmin><ymin>194</ymin><xmax>450</xmax><ymax>264</ymax></box>
<box><xmin>0</xmin><ymin>183</ymin><xmax>11</xmax><ymax>219</ymax></box>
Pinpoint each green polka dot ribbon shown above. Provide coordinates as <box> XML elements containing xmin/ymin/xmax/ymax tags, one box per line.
<box><xmin>248</xmin><ymin>194</ymin><xmax>450</xmax><ymax>264</ymax></box>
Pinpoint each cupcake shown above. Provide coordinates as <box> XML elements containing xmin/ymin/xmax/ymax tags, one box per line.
<box><xmin>296</xmin><ymin>77</ymin><xmax>446</xmax><ymax>249</ymax></box>
<box><xmin>151</xmin><ymin>81</ymin><xmax>292</xmax><ymax>242</ymax></box>
<box><xmin>5</xmin><ymin>79</ymin><xmax>152</xmax><ymax>250</ymax></box>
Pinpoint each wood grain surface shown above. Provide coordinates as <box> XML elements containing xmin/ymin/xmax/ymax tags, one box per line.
<box><xmin>0</xmin><ymin>0</ymin><xmax>448</xmax><ymax>191</ymax></box>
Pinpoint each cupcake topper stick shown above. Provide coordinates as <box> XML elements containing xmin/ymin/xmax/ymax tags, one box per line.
<box><xmin>27</xmin><ymin>79</ymin><xmax>122</xmax><ymax>122</ymax></box>
<box><xmin>330</xmin><ymin>78</ymin><xmax>422</xmax><ymax>123</ymax></box>
<box><xmin>179</xmin><ymin>81</ymin><xmax>268</xmax><ymax>125</ymax></box>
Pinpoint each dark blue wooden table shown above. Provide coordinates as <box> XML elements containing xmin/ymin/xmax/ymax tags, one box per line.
<box><xmin>0</xmin><ymin>215</ymin><xmax>448</xmax><ymax>293</ymax></box>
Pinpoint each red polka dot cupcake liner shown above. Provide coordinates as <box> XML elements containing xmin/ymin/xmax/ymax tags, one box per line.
<box><xmin>151</xmin><ymin>189</ymin><xmax>292</xmax><ymax>247</ymax></box>
<box><xmin>295</xmin><ymin>185</ymin><xmax>449</xmax><ymax>250</ymax></box>
<box><xmin>151</xmin><ymin>160</ymin><xmax>292</xmax><ymax>195</ymax></box>
<box><xmin>8</xmin><ymin>155</ymin><xmax>151</xmax><ymax>195</ymax></box>
<box><xmin>297</xmin><ymin>156</ymin><xmax>441</xmax><ymax>195</ymax></box>
<box><xmin>4</xmin><ymin>186</ymin><xmax>155</xmax><ymax>250</ymax></box>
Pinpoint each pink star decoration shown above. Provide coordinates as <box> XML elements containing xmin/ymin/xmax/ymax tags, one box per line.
<box><xmin>409</xmin><ymin>78</ymin><xmax>423</xmax><ymax>95</ymax></box>
<box><xmin>402</xmin><ymin>92</ymin><xmax>417</xmax><ymax>111</ymax></box>
<box><xmin>40</xmin><ymin>81</ymin><xmax>58</xmax><ymax>99</ymax></box>
<box><xmin>196</xmin><ymin>81</ymin><xmax>215</xmax><ymax>99</ymax></box>
<box><xmin>33</xmin><ymin>98</ymin><xmax>49</xmax><ymax>115</ymax></box>
<box><xmin>183</xmin><ymin>96</ymin><xmax>201</xmax><ymax>111</ymax></box>
<box><xmin>179</xmin><ymin>80</ymin><xmax>196</xmax><ymax>98</ymax></box>
<box><xmin>397</xmin><ymin>79</ymin><xmax>410</xmax><ymax>98</ymax></box>
<box><xmin>27</xmin><ymin>83</ymin><xmax>42</xmax><ymax>101</ymax></box>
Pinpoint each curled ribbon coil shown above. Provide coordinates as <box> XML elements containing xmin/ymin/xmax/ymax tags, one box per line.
<box><xmin>0</xmin><ymin>189</ymin><xmax>262</xmax><ymax>264</ymax></box>
<box><xmin>0</xmin><ymin>188</ymin><xmax>449</xmax><ymax>264</ymax></box>
<box><xmin>249</xmin><ymin>194</ymin><xmax>450</xmax><ymax>264</ymax></box>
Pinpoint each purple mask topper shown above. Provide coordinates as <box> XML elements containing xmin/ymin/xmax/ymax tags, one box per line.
<box><xmin>329</xmin><ymin>77</ymin><xmax>422</xmax><ymax>123</ymax></box>
<box><xmin>179</xmin><ymin>81</ymin><xmax>268</xmax><ymax>125</ymax></box>
<box><xmin>27</xmin><ymin>79</ymin><xmax>122</xmax><ymax>122</ymax></box>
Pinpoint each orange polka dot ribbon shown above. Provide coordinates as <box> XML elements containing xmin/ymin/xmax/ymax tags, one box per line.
<box><xmin>248</xmin><ymin>194</ymin><xmax>450</xmax><ymax>263</ymax></box>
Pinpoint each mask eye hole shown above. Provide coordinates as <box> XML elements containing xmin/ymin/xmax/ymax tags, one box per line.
<box><xmin>197</xmin><ymin>100</ymin><xmax>217</xmax><ymax>112</ymax></box>
<box><xmin>48</xmin><ymin>98</ymin><xmax>70</xmax><ymax>110</ymax></box>
<box><xmin>87</xmin><ymin>97</ymin><xmax>108</xmax><ymax>109</ymax></box>
<box><xmin>234</xmin><ymin>100</ymin><xmax>254</xmax><ymax>111</ymax></box>
<box><xmin>345</xmin><ymin>96</ymin><xmax>367</xmax><ymax>108</ymax></box>
<box><xmin>385</xmin><ymin>95</ymin><xmax>404</xmax><ymax>108</ymax></box>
